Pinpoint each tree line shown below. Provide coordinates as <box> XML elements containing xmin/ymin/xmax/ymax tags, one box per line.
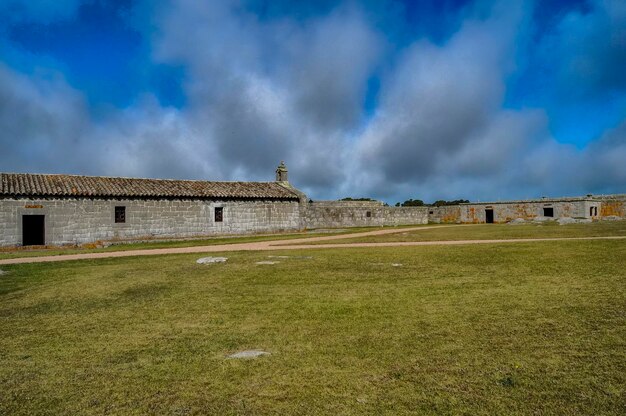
<box><xmin>340</xmin><ymin>197</ymin><xmax>469</xmax><ymax>207</ymax></box>
<box><xmin>394</xmin><ymin>199</ymin><xmax>469</xmax><ymax>207</ymax></box>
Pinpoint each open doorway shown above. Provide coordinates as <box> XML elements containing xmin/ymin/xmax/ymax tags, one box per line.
<box><xmin>23</xmin><ymin>215</ymin><xmax>45</xmax><ymax>246</ymax></box>
<box><xmin>485</xmin><ymin>209</ymin><xmax>494</xmax><ymax>224</ymax></box>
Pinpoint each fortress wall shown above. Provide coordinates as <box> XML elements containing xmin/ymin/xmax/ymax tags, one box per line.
<box><xmin>381</xmin><ymin>207</ymin><xmax>429</xmax><ymax>226</ymax></box>
<box><xmin>599</xmin><ymin>200</ymin><xmax>625</xmax><ymax>217</ymax></box>
<box><xmin>305</xmin><ymin>201</ymin><xmax>385</xmax><ymax>228</ymax></box>
<box><xmin>428</xmin><ymin>206</ymin><xmax>462</xmax><ymax>223</ymax></box>
<box><xmin>459</xmin><ymin>200</ymin><xmax>598</xmax><ymax>223</ymax></box>
<box><xmin>304</xmin><ymin>201</ymin><xmax>427</xmax><ymax>229</ymax></box>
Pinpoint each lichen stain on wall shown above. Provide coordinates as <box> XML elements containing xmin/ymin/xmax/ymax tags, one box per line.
<box><xmin>513</xmin><ymin>204</ymin><xmax>537</xmax><ymax>220</ymax></box>
<box><xmin>467</xmin><ymin>207</ymin><xmax>480</xmax><ymax>223</ymax></box>
<box><xmin>601</xmin><ymin>201</ymin><xmax>625</xmax><ymax>217</ymax></box>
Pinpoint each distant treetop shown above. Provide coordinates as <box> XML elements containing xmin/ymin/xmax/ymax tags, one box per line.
<box><xmin>340</xmin><ymin>197</ymin><xmax>376</xmax><ymax>201</ymax></box>
<box><xmin>395</xmin><ymin>198</ymin><xmax>469</xmax><ymax>207</ymax></box>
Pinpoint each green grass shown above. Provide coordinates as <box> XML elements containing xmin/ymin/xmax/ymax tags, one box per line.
<box><xmin>293</xmin><ymin>221</ymin><xmax>626</xmax><ymax>245</ymax></box>
<box><xmin>0</xmin><ymin>227</ymin><xmax>379</xmax><ymax>260</ymax></box>
<box><xmin>1</xmin><ymin>240</ymin><xmax>625</xmax><ymax>414</ymax></box>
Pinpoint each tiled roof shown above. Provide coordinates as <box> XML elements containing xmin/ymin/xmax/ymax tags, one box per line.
<box><xmin>0</xmin><ymin>173</ymin><xmax>300</xmax><ymax>200</ymax></box>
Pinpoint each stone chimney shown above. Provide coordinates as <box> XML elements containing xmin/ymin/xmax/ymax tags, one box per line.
<box><xmin>275</xmin><ymin>161</ymin><xmax>288</xmax><ymax>182</ymax></box>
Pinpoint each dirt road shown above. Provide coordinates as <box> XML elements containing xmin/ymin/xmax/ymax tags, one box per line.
<box><xmin>1</xmin><ymin>225</ymin><xmax>624</xmax><ymax>265</ymax></box>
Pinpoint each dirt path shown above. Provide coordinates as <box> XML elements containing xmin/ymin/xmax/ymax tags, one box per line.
<box><xmin>1</xmin><ymin>225</ymin><xmax>625</xmax><ymax>265</ymax></box>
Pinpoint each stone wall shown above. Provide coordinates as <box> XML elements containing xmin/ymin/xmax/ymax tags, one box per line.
<box><xmin>0</xmin><ymin>197</ymin><xmax>300</xmax><ymax>246</ymax></box>
<box><xmin>428</xmin><ymin>206</ymin><xmax>462</xmax><ymax>223</ymax></box>
<box><xmin>381</xmin><ymin>207</ymin><xmax>429</xmax><ymax>226</ymax></box>
<box><xmin>458</xmin><ymin>200</ymin><xmax>597</xmax><ymax>223</ymax></box>
<box><xmin>4</xmin><ymin>192</ymin><xmax>623</xmax><ymax>247</ymax></box>
<box><xmin>305</xmin><ymin>201</ymin><xmax>428</xmax><ymax>229</ymax></box>
<box><xmin>594</xmin><ymin>195</ymin><xmax>626</xmax><ymax>218</ymax></box>
<box><xmin>600</xmin><ymin>200</ymin><xmax>625</xmax><ymax>217</ymax></box>
<box><xmin>305</xmin><ymin>201</ymin><xmax>385</xmax><ymax>228</ymax></box>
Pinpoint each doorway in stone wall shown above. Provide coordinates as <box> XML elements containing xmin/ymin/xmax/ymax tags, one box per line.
<box><xmin>22</xmin><ymin>215</ymin><xmax>45</xmax><ymax>246</ymax></box>
<box><xmin>485</xmin><ymin>209</ymin><xmax>494</xmax><ymax>223</ymax></box>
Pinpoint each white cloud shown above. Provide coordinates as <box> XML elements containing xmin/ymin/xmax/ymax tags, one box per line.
<box><xmin>1</xmin><ymin>0</ymin><xmax>624</xmax><ymax>204</ymax></box>
<box><xmin>149</xmin><ymin>0</ymin><xmax>384</xmax><ymax>189</ymax></box>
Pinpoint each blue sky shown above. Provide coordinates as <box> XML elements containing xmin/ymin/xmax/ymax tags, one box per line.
<box><xmin>1</xmin><ymin>0</ymin><xmax>625</xmax><ymax>203</ymax></box>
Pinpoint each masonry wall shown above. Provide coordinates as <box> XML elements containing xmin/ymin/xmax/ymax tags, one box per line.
<box><xmin>428</xmin><ymin>206</ymin><xmax>462</xmax><ymax>223</ymax></box>
<box><xmin>304</xmin><ymin>201</ymin><xmax>427</xmax><ymax>229</ymax></box>
<box><xmin>594</xmin><ymin>195</ymin><xmax>626</xmax><ymax>218</ymax></box>
<box><xmin>600</xmin><ymin>200</ymin><xmax>625</xmax><ymax>217</ymax></box>
<box><xmin>459</xmin><ymin>200</ymin><xmax>595</xmax><ymax>223</ymax></box>
<box><xmin>381</xmin><ymin>207</ymin><xmax>429</xmax><ymax>226</ymax></box>
<box><xmin>0</xmin><ymin>197</ymin><xmax>301</xmax><ymax>246</ymax></box>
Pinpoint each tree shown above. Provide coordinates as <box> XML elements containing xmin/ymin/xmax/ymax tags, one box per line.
<box><xmin>396</xmin><ymin>198</ymin><xmax>469</xmax><ymax>207</ymax></box>
<box><xmin>340</xmin><ymin>197</ymin><xmax>375</xmax><ymax>201</ymax></box>
<box><xmin>398</xmin><ymin>199</ymin><xmax>425</xmax><ymax>207</ymax></box>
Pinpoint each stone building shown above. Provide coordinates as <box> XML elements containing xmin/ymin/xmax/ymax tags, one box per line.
<box><xmin>429</xmin><ymin>195</ymin><xmax>625</xmax><ymax>224</ymax></box>
<box><xmin>0</xmin><ymin>170</ymin><xmax>303</xmax><ymax>247</ymax></box>
<box><xmin>1</xmin><ymin>162</ymin><xmax>624</xmax><ymax>247</ymax></box>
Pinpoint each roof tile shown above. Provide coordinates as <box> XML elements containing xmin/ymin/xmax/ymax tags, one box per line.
<box><xmin>0</xmin><ymin>173</ymin><xmax>299</xmax><ymax>200</ymax></box>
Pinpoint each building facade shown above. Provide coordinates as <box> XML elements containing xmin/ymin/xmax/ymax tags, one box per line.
<box><xmin>0</xmin><ymin>164</ymin><xmax>624</xmax><ymax>247</ymax></box>
<box><xmin>429</xmin><ymin>195</ymin><xmax>625</xmax><ymax>224</ymax></box>
<box><xmin>0</xmin><ymin>172</ymin><xmax>302</xmax><ymax>246</ymax></box>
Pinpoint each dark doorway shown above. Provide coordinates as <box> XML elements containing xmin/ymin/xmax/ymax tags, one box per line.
<box><xmin>485</xmin><ymin>209</ymin><xmax>494</xmax><ymax>224</ymax></box>
<box><xmin>23</xmin><ymin>215</ymin><xmax>45</xmax><ymax>246</ymax></box>
<box><xmin>543</xmin><ymin>207</ymin><xmax>554</xmax><ymax>217</ymax></box>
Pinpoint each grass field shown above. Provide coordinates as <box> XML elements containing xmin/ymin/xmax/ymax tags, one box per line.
<box><xmin>291</xmin><ymin>221</ymin><xmax>626</xmax><ymax>245</ymax></box>
<box><xmin>1</xmin><ymin>239</ymin><xmax>625</xmax><ymax>414</ymax></box>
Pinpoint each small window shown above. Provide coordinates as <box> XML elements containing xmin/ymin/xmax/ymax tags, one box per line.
<box><xmin>543</xmin><ymin>207</ymin><xmax>554</xmax><ymax>217</ymax></box>
<box><xmin>429</xmin><ymin>211</ymin><xmax>434</xmax><ymax>215</ymax></box>
<box><xmin>115</xmin><ymin>206</ymin><xmax>126</xmax><ymax>223</ymax></box>
<box><xmin>214</xmin><ymin>207</ymin><xmax>223</xmax><ymax>222</ymax></box>
<box><xmin>366</xmin><ymin>211</ymin><xmax>372</xmax><ymax>218</ymax></box>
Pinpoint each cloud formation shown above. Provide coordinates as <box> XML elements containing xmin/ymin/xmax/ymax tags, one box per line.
<box><xmin>0</xmin><ymin>0</ymin><xmax>625</xmax><ymax>203</ymax></box>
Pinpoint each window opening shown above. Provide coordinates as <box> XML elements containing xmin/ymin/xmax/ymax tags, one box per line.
<box><xmin>115</xmin><ymin>206</ymin><xmax>126</xmax><ymax>223</ymax></box>
<box><xmin>215</xmin><ymin>207</ymin><xmax>223</xmax><ymax>222</ymax></box>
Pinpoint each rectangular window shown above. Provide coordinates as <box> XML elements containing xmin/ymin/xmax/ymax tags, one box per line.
<box><xmin>366</xmin><ymin>211</ymin><xmax>372</xmax><ymax>218</ymax></box>
<box><xmin>214</xmin><ymin>207</ymin><xmax>223</xmax><ymax>222</ymax></box>
<box><xmin>115</xmin><ymin>206</ymin><xmax>126</xmax><ymax>223</ymax></box>
<box><xmin>543</xmin><ymin>207</ymin><xmax>554</xmax><ymax>217</ymax></box>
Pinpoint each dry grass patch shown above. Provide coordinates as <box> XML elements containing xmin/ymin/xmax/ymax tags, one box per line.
<box><xmin>292</xmin><ymin>221</ymin><xmax>626</xmax><ymax>245</ymax></box>
<box><xmin>1</xmin><ymin>240</ymin><xmax>625</xmax><ymax>414</ymax></box>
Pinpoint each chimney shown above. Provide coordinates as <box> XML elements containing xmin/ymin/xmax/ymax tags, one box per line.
<box><xmin>275</xmin><ymin>161</ymin><xmax>288</xmax><ymax>182</ymax></box>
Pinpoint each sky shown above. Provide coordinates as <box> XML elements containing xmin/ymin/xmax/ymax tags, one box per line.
<box><xmin>0</xmin><ymin>0</ymin><xmax>625</xmax><ymax>204</ymax></box>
